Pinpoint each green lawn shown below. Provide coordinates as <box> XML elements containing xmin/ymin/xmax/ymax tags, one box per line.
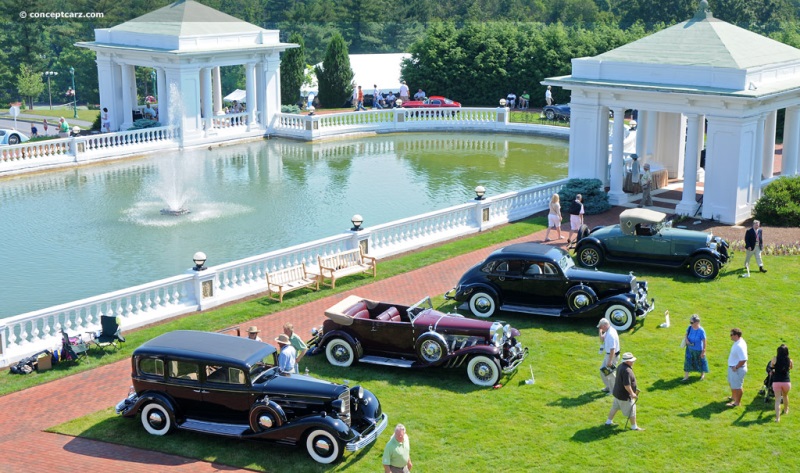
<box><xmin>1</xmin><ymin>107</ymin><xmax>99</xmax><ymax>123</ymax></box>
<box><xmin>48</xmin><ymin>234</ymin><xmax>798</xmax><ymax>472</ymax></box>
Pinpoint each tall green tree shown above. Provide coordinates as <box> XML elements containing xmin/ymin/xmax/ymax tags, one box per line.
<box><xmin>314</xmin><ymin>33</ymin><xmax>353</xmax><ymax>108</ymax></box>
<box><xmin>281</xmin><ymin>33</ymin><xmax>306</xmax><ymax>105</ymax></box>
<box><xmin>17</xmin><ymin>64</ymin><xmax>45</xmax><ymax>109</ymax></box>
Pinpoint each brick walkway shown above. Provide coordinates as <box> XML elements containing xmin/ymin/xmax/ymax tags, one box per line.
<box><xmin>0</xmin><ymin>205</ymin><xmax>661</xmax><ymax>472</ymax></box>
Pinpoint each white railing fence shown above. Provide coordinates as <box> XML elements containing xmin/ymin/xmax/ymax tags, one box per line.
<box><xmin>0</xmin><ymin>125</ymin><xmax>180</xmax><ymax>175</ymax></box>
<box><xmin>0</xmin><ymin>178</ymin><xmax>568</xmax><ymax>366</ymax></box>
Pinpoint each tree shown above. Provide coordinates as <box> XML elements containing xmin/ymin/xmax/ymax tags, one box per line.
<box><xmin>17</xmin><ymin>64</ymin><xmax>45</xmax><ymax>109</ymax></box>
<box><xmin>281</xmin><ymin>33</ymin><xmax>306</xmax><ymax>105</ymax></box>
<box><xmin>314</xmin><ymin>33</ymin><xmax>354</xmax><ymax>108</ymax></box>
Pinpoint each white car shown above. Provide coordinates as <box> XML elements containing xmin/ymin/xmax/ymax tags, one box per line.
<box><xmin>0</xmin><ymin>129</ymin><xmax>30</xmax><ymax>145</ymax></box>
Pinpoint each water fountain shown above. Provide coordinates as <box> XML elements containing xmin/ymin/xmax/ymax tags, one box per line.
<box><xmin>160</xmin><ymin>83</ymin><xmax>190</xmax><ymax>216</ymax></box>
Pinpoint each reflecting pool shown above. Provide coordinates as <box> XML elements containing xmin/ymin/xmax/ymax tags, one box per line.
<box><xmin>0</xmin><ymin>132</ymin><xmax>567</xmax><ymax>317</ymax></box>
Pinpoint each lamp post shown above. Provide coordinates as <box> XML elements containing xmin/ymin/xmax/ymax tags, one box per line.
<box><xmin>350</xmin><ymin>214</ymin><xmax>364</xmax><ymax>231</ymax></box>
<box><xmin>43</xmin><ymin>71</ymin><xmax>58</xmax><ymax>110</ymax></box>
<box><xmin>474</xmin><ymin>185</ymin><xmax>486</xmax><ymax>200</ymax></box>
<box><xmin>192</xmin><ymin>252</ymin><xmax>207</xmax><ymax>271</ymax></box>
<box><xmin>151</xmin><ymin>70</ymin><xmax>157</xmax><ymax>102</ymax></box>
<box><xmin>69</xmin><ymin>67</ymin><xmax>77</xmax><ymax>119</ymax></box>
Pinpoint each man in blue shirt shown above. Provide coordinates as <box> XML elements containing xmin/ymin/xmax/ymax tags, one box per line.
<box><xmin>275</xmin><ymin>334</ymin><xmax>296</xmax><ymax>373</ymax></box>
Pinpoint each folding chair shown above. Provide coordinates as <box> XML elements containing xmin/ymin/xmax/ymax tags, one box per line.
<box><xmin>91</xmin><ymin>315</ymin><xmax>126</xmax><ymax>352</ymax></box>
<box><xmin>61</xmin><ymin>330</ymin><xmax>89</xmax><ymax>361</ymax></box>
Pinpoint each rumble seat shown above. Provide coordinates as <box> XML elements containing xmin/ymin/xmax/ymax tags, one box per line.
<box><xmin>376</xmin><ymin>307</ymin><xmax>400</xmax><ymax>322</ymax></box>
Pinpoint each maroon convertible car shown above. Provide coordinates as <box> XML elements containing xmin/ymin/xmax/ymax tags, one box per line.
<box><xmin>310</xmin><ymin>295</ymin><xmax>528</xmax><ymax>386</ymax></box>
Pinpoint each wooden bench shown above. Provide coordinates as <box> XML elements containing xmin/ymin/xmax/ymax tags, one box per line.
<box><xmin>266</xmin><ymin>263</ymin><xmax>319</xmax><ymax>302</ymax></box>
<box><xmin>318</xmin><ymin>248</ymin><xmax>377</xmax><ymax>289</ymax></box>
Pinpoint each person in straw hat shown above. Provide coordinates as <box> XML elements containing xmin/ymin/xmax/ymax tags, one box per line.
<box><xmin>275</xmin><ymin>333</ymin><xmax>297</xmax><ymax>374</ymax></box>
<box><xmin>246</xmin><ymin>326</ymin><xmax>262</xmax><ymax>342</ymax></box>
<box><xmin>605</xmin><ymin>352</ymin><xmax>644</xmax><ymax>431</ymax></box>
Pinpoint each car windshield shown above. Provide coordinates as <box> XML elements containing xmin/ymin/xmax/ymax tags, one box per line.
<box><xmin>407</xmin><ymin>296</ymin><xmax>434</xmax><ymax>321</ymax></box>
<box><xmin>250</xmin><ymin>358</ymin><xmax>279</xmax><ymax>383</ymax></box>
<box><xmin>558</xmin><ymin>254</ymin><xmax>574</xmax><ymax>272</ymax></box>
<box><xmin>444</xmin><ymin>99</ymin><xmax>454</xmax><ymax>104</ymax></box>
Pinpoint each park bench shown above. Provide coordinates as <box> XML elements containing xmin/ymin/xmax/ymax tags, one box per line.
<box><xmin>317</xmin><ymin>248</ymin><xmax>377</xmax><ymax>289</ymax></box>
<box><xmin>266</xmin><ymin>263</ymin><xmax>319</xmax><ymax>302</ymax></box>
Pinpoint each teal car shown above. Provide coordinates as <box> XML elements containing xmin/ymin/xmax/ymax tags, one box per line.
<box><xmin>574</xmin><ymin>209</ymin><xmax>730</xmax><ymax>279</ymax></box>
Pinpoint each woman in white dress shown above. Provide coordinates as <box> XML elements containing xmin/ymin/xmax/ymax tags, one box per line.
<box><xmin>544</xmin><ymin>193</ymin><xmax>563</xmax><ymax>242</ymax></box>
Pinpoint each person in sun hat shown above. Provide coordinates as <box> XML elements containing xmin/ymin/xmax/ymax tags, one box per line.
<box><xmin>605</xmin><ymin>352</ymin><xmax>644</xmax><ymax>431</ymax></box>
<box><xmin>283</xmin><ymin>322</ymin><xmax>307</xmax><ymax>373</ymax></box>
<box><xmin>597</xmin><ymin>318</ymin><xmax>620</xmax><ymax>394</ymax></box>
<box><xmin>275</xmin><ymin>333</ymin><xmax>297</xmax><ymax>373</ymax></box>
<box><xmin>246</xmin><ymin>326</ymin><xmax>262</xmax><ymax>342</ymax></box>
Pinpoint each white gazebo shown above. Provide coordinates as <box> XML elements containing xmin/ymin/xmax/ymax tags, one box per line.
<box><xmin>544</xmin><ymin>0</ymin><xmax>800</xmax><ymax>224</ymax></box>
<box><xmin>77</xmin><ymin>0</ymin><xmax>297</xmax><ymax>146</ymax></box>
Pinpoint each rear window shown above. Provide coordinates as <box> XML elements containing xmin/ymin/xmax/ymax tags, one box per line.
<box><xmin>206</xmin><ymin>365</ymin><xmax>246</xmax><ymax>385</ymax></box>
<box><xmin>138</xmin><ymin>357</ymin><xmax>164</xmax><ymax>376</ymax></box>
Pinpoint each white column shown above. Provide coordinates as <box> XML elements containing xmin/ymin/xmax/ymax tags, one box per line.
<box><xmin>156</xmin><ymin>68</ymin><xmax>168</xmax><ymax>126</ymax></box>
<box><xmin>212</xmin><ymin>67</ymin><xmax>223</xmax><ymax>115</ymax></box>
<box><xmin>695</xmin><ymin>114</ymin><xmax>705</xmax><ymax>180</ymax></box>
<box><xmin>566</xmin><ymin>102</ymin><xmax>607</xmax><ymax>182</ymax></box>
<box><xmin>263</xmin><ymin>56</ymin><xmax>282</xmax><ymax>132</ymax></box>
<box><xmin>762</xmin><ymin>110</ymin><xmax>777</xmax><ymax>178</ymax></box>
<box><xmin>245</xmin><ymin>62</ymin><xmax>256</xmax><ymax>131</ymax></box>
<box><xmin>256</xmin><ymin>61</ymin><xmax>266</xmax><ymax>127</ymax></box>
<box><xmin>95</xmin><ymin>57</ymin><xmax>120</xmax><ymax>132</ymax></box>
<box><xmin>645</xmin><ymin>110</ymin><xmax>658</xmax><ymax>161</ymax></box>
<box><xmin>783</xmin><ymin>106</ymin><xmax>800</xmax><ymax>176</ymax></box>
<box><xmin>751</xmin><ymin>113</ymin><xmax>766</xmax><ymax>202</ymax></box>
<box><xmin>635</xmin><ymin>110</ymin><xmax>647</xmax><ymax>158</ymax></box>
<box><xmin>200</xmin><ymin>67</ymin><xmax>212</xmax><ymax>134</ymax></box>
<box><xmin>608</xmin><ymin>106</ymin><xmax>627</xmax><ymax>204</ymax></box>
<box><xmin>676</xmin><ymin>114</ymin><xmax>701</xmax><ymax>215</ymax></box>
<box><xmin>119</xmin><ymin>64</ymin><xmax>135</xmax><ymax>130</ymax></box>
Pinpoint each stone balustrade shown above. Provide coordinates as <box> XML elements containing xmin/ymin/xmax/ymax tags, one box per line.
<box><xmin>0</xmin><ymin>177</ymin><xmax>567</xmax><ymax>366</ymax></box>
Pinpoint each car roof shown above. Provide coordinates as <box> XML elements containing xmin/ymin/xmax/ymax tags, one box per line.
<box><xmin>490</xmin><ymin>242</ymin><xmax>567</xmax><ymax>260</ymax></box>
<box><xmin>133</xmin><ymin>330</ymin><xmax>276</xmax><ymax>367</ymax></box>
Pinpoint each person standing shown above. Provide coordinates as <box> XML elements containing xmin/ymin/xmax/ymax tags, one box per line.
<box><xmin>598</xmin><ymin>318</ymin><xmax>620</xmax><ymax>394</ymax></box>
<box><xmin>399</xmin><ymin>81</ymin><xmax>410</xmax><ymax>102</ymax></box>
<box><xmin>744</xmin><ymin>220</ymin><xmax>767</xmax><ymax>274</ymax></box>
<box><xmin>629</xmin><ymin>154</ymin><xmax>641</xmax><ymax>194</ymax></box>
<box><xmin>566</xmin><ymin>194</ymin><xmax>584</xmax><ymax>244</ymax></box>
<box><xmin>383</xmin><ymin>423</ymin><xmax>412</xmax><ymax>473</ymax></box>
<box><xmin>102</xmin><ymin>107</ymin><xmax>111</xmax><ymax>133</ymax></box>
<box><xmin>605</xmin><ymin>352</ymin><xmax>643</xmax><ymax>430</ymax></box>
<box><xmin>682</xmin><ymin>314</ymin><xmax>708</xmax><ymax>381</ymax></box>
<box><xmin>543</xmin><ymin>193</ymin><xmax>563</xmax><ymax>241</ymax></box>
<box><xmin>30</xmin><ymin>123</ymin><xmax>38</xmax><ymax>138</ymax></box>
<box><xmin>246</xmin><ymin>326</ymin><xmax>262</xmax><ymax>342</ymax></box>
<box><xmin>283</xmin><ymin>322</ymin><xmax>307</xmax><ymax>373</ymax></box>
<box><xmin>639</xmin><ymin>163</ymin><xmax>653</xmax><ymax>207</ymax></box>
<box><xmin>355</xmin><ymin>85</ymin><xmax>366</xmax><ymax>111</ymax></box>
<box><xmin>726</xmin><ymin>328</ymin><xmax>748</xmax><ymax>407</ymax></box>
<box><xmin>545</xmin><ymin>85</ymin><xmax>553</xmax><ymax>106</ymax></box>
<box><xmin>58</xmin><ymin>117</ymin><xmax>70</xmax><ymax>138</ymax></box>
<box><xmin>42</xmin><ymin>118</ymin><xmax>49</xmax><ymax>135</ymax></box>
<box><xmin>275</xmin><ymin>334</ymin><xmax>297</xmax><ymax>373</ymax></box>
<box><xmin>771</xmin><ymin>344</ymin><xmax>792</xmax><ymax>422</ymax></box>
<box><xmin>373</xmin><ymin>85</ymin><xmax>383</xmax><ymax>109</ymax></box>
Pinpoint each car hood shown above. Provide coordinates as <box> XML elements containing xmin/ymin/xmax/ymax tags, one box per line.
<box><xmin>414</xmin><ymin>309</ymin><xmax>492</xmax><ymax>337</ymax></box>
<box><xmin>261</xmin><ymin>372</ymin><xmax>346</xmax><ymax>399</ymax></box>
<box><xmin>565</xmin><ymin>267</ymin><xmax>634</xmax><ymax>285</ymax></box>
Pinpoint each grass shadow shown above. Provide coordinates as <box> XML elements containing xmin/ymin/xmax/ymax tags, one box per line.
<box><xmin>676</xmin><ymin>400</ymin><xmax>731</xmax><ymax>420</ymax></box>
<box><xmin>548</xmin><ymin>390</ymin><xmax>607</xmax><ymax>408</ymax></box>
<box><xmin>732</xmin><ymin>395</ymin><xmax>777</xmax><ymax>427</ymax></box>
<box><xmin>648</xmin><ymin>377</ymin><xmax>688</xmax><ymax>392</ymax></box>
<box><xmin>570</xmin><ymin>424</ymin><xmax>625</xmax><ymax>443</ymax></box>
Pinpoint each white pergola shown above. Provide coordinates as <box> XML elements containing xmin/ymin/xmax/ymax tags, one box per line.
<box><xmin>544</xmin><ymin>1</ymin><xmax>800</xmax><ymax>224</ymax></box>
<box><xmin>77</xmin><ymin>0</ymin><xmax>296</xmax><ymax>146</ymax></box>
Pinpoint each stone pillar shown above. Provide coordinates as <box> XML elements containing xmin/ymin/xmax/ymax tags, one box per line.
<box><xmin>751</xmin><ymin>113</ymin><xmax>766</xmax><ymax>202</ymax></box>
<box><xmin>256</xmin><ymin>61</ymin><xmax>266</xmax><ymax>127</ymax></box>
<box><xmin>635</xmin><ymin>110</ymin><xmax>647</xmax><ymax>158</ymax></box>
<box><xmin>156</xmin><ymin>68</ymin><xmax>168</xmax><ymax>126</ymax></box>
<box><xmin>165</xmin><ymin>66</ymin><xmax>202</xmax><ymax>146</ymax></box>
<box><xmin>608</xmin><ymin>106</ymin><xmax>627</xmax><ymax>204</ymax></box>
<box><xmin>695</xmin><ymin>114</ymin><xmax>705</xmax><ymax>181</ymax></box>
<box><xmin>263</xmin><ymin>56</ymin><xmax>282</xmax><ymax>132</ymax></box>
<box><xmin>645</xmin><ymin>110</ymin><xmax>658</xmax><ymax>161</ymax></box>
<box><xmin>245</xmin><ymin>63</ymin><xmax>256</xmax><ymax>131</ymax></box>
<box><xmin>119</xmin><ymin>64</ymin><xmax>136</xmax><ymax>130</ymax></box>
<box><xmin>212</xmin><ymin>67</ymin><xmax>223</xmax><ymax>115</ymax></box>
<box><xmin>762</xmin><ymin>110</ymin><xmax>777</xmax><ymax>179</ymax></box>
<box><xmin>95</xmin><ymin>56</ymin><xmax>121</xmax><ymax>132</ymax></box>
<box><xmin>200</xmin><ymin>67</ymin><xmax>213</xmax><ymax>134</ymax></box>
<box><xmin>783</xmin><ymin>106</ymin><xmax>800</xmax><ymax>176</ymax></box>
<box><xmin>676</xmin><ymin>114</ymin><xmax>701</xmax><ymax>216</ymax></box>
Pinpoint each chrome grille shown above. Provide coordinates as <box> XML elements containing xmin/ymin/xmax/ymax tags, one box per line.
<box><xmin>339</xmin><ymin>389</ymin><xmax>352</xmax><ymax>426</ymax></box>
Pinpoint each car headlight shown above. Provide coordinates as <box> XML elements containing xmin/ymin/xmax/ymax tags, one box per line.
<box><xmin>492</xmin><ymin>332</ymin><xmax>502</xmax><ymax>347</ymax></box>
<box><xmin>709</xmin><ymin>241</ymin><xmax>717</xmax><ymax>251</ymax></box>
<box><xmin>503</xmin><ymin>324</ymin><xmax>512</xmax><ymax>339</ymax></box>
<box><xmin>332</xmin><ymin>399</ymin><xmax>346</xmax><ymax>414</ymax></box>
<box><xmin>350</xmin><ymin>385</ymin><xmax>364</xmax><ymax>400</ymax></box>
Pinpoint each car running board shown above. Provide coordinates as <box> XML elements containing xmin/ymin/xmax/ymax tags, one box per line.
<box><xmin>180</xmin><ymin>419</ymin><xmax>251</xmax><ymax>437</ymax></box>
<box><xmin>501</xmin><ymin>305</ymin><xmax>562</xmax><ymax>317</ymax></box>
<box><xmin>360</xmin><ymin>356</ymin><xmax>415</xmax><ymax>368</ymax></box>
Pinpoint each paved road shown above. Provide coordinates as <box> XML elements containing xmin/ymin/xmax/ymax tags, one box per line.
<box><xmin>0</xmin><ymin>208</ymin><xmax>627</xmax><ymax>472</ymax></box>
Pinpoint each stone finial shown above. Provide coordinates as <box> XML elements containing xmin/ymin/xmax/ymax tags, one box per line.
<box><xmin>694</xmin><ymin>0</ymin><xmax>712</xmax><ymax>19</ymax></box>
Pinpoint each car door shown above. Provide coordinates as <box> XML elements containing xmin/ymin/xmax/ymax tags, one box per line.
<box><xmin>522</xmin><ymin>261</ymin><xmax>566</xmax><ymax>307</ymax></box>
<box><xmin>361</xmin><ymin>318</ymin><xmax>415</xmax><ymax>357</ymax></box>
<box><xmin>200</xmin><ymin>364</ymin><xmax>257</xmax><ymax>422</ymax></box>
<box><xmin>489</xmin><ymin>259</ymin><xmax>527</xmax><ymax>304</ymax></box>
<box><xmin>165</xmin><ymin>358</ymin><xmax>204</xmax><ymax>417</ymax></box>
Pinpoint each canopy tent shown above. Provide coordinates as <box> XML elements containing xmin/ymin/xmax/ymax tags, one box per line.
<box><xmin>223</xmin><ymin>89</ymin><xmax>246</xmax><ymax>102</ymax></box>
<box><xmin>312</xmin><ymin>53</ymin><xmax>411</xmax><ymax>96</ymax></box>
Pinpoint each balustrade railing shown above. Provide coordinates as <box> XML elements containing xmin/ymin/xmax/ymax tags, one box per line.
<box><xmin>0</xmin><ymin>177</ymin><xmax>568</xmax><ymax>366</ymax></box>
<box><xmin>212</xmin><ymin>112</ymin><xmax>248</xmax><ymax>129</ymax></box>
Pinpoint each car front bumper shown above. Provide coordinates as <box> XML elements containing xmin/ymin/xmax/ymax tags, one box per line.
<box><xmin>346</xmin><ymin>412</ymin><xmax>388</xmax><ymax>452</ymax></box>
<box><xmin>501</xmin><ymin>346</ymin><xmax>529</xmax><ymax>374</ymax></box>
<box><xmin>115</xmin><ymin>393</ymin><xmax>138</xmax><ymax>416</ymax></box>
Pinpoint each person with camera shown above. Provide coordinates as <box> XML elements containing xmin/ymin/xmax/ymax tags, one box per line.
<box><xmin>597</xmin><ymin>318</ymin><xmax>620</xmax><ymax>394</ymax></box>
<box><xmin>605</xmin><ymin>352</ymin><xmax>644</xmax><ymax>430</ymax></box>
<box><xmin>682</xmin><ymin>314</ymin><xmax>708</xmax><ymax>381</ymax></box>
<box><xmin>726</xmin><ymin>328</ymin><xmax>748</xmax><ymax>407</ymax></box>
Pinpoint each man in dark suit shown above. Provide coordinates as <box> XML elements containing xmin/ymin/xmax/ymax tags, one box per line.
<box><xmin>744</xmin><ymin>220</ymin><xmax>767</xmax><ymax>275</ymax></box>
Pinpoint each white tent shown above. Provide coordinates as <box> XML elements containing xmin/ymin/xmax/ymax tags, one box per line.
<box><xmin>313</xmin><ymin>53</ymin><xmax>411</xmax><ymax>96</ymax></box>
<box><xmin>223</xmin><ymin>89</ymin><xmax>246</xmax><ymax>102</ymax></box>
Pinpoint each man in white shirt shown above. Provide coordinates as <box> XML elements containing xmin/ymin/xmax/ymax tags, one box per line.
<box><xmin>545</xmin><ymin>85</ymin><xmax>553</xmax><ymax>105</ymax></box>
<box><xmin>597</xmin><ymin>318</ymin><xmax>620</xmax><ymax>393</ymax></box>
<box><xmin>399</xmin><ymin>81</ymin><xmax>410</xmax><ymax>102</ymax></box>
<box><xmin>373</xmin><ymin>85</ymin><xmax>383</xmax><ymax>109</ymax></box>
<box><xmin>414</xmin><ymin>89</ymin><xmax>426</xmax><ymax>100</ymax></box>
<box><xmin>275</xmin><ymin>334</ymin><xmax>297</xmax><ymax>374</ymax></box>
<box><xmin>726</xmin><ymin>328</ymin><xmax>748</xmax><ymax>407</ymax></box>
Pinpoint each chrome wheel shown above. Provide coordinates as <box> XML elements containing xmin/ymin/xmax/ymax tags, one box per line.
<box><xmin>578</xmin><ymin>245</ymin><xmax>603</xmax><ymax>268</ymax></box>
<box><xmin>605</xmin><ymin>304</ymin><xmax>634</xmax><ymax>331</ymax></box>
<box><xmin>469</xmin><ymin>292</ymin><xmax>496</xmax><ymax>318</ymax></box>
<box><xmin>305</xmin><ymin>428</ymin><xmax>342</xmax><ymax>464</ymax></box>
<box><xmin>691</xmin><ymin>256</ymin><xmax>719</xmax><ymax>279</ymax></box>
<box><xmin>417</xmin><ymin>335</ymin><xmax>446</xmax><ymax>363</ymax></box>
<box><xmin>141</xmin><ymin>402</ymin><xmax>173</xmax><ymax>436</ymax></box>
<box><xmin>325</xmin><ymin>338</ymin><xmax>355</xmax><ymax>367</ymax></box>
<box><xmin>467</xmin><ymin>355</ymin><xmax>501</xmax><ymax>386</ymax></box>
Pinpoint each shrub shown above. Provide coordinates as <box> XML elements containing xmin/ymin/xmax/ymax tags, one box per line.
<box><xmin>753</xmin><ymin>176</ymin><xmax>800</xmax><ymax>226</ymax></box>
<box><xmin>127</xmin><ymin>119</ymin><xmax>161</xmax><ymax>130</ymax></box>
<box><xmin>281</xmin><ymin>105</ymin><xmax>301</xmax><ymax>114</ymax></box>
<box><xmin>91</xmin><ymin>111</ymin><xmax>102</xmax><ymax>131</ymax></box>
<box><xmin>558</xmin><ymin>178</ymin><xmax>611</xmax><ymax>215</ymax></box>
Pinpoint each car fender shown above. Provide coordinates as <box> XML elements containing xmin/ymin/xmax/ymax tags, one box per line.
<box><xmin>246</xmin><ymin>411</ymin><xmax>357</xmax><ymax>444</ymax></box>
<box><xmin>320</xmin><ymin>330</ymin><xmax>364</xmax><ymax>359</ymax></box>
<box><xmin>574</xmin><ymin>235</ymin><xmax>606</xmax><ymax>252</ymax></box>
<box><xmin>597</xmin><ymin>293</ymin><xmax>637</xmax><ymax>312</ymax></box>
<box><xmin>458</xmin><ymin>283</ymin><xmax>501</xmax><ymax>304</ymax></box>
<box><xmin>687</xmin><ymin>248</ymin><xmax>724</xmax><ymax>264</ymax></box>
<box><xmin>123</xmin><ymin>391</ymin><xmax>180</xmax><ymax>419</ymax></box>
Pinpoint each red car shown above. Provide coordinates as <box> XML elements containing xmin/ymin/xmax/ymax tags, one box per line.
<box><xmin>308</xmin><ymin>295</ymin><xmax>527</xmax><ymax>386</ymax></box>
<box><xmin>401</xmin><ymin>95</ymin><xmax>461</xmax><ymax>108</ymax></box>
